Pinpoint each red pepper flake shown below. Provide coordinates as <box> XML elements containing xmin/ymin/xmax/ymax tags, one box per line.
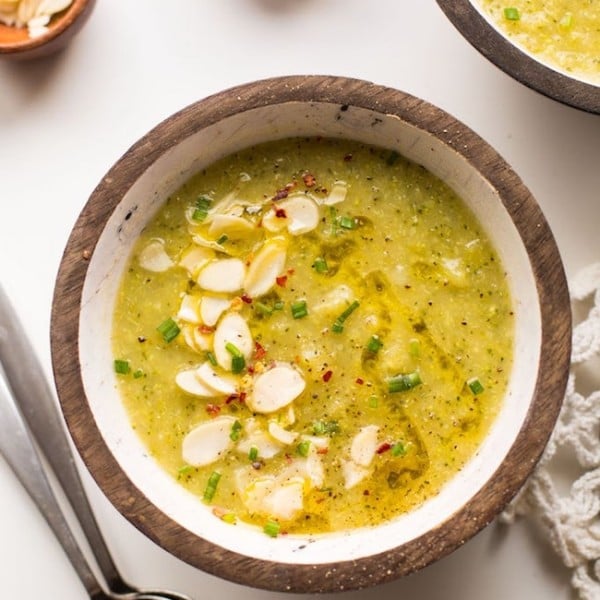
<box><xmin>199</xmin><ymin>324</ymin><xmax>215</xmax><ymax>334</ymax></box>
<box><xmin>302</xmin><ymin>172</ymin><xmax>316</xmax><ymax>187</ymax></box>
<box><xmin>225</xmin><ymin>393</ymin><xmax>239</xmax><ymax>404</ymax></box>
<box><xmin>355</xmin><ymin>377</ymin><xmax>364</xmax><ymax>385</ymax></box>
<box><xmin>276</xmin><ymin>275</ymin><xmax>287</xmax><ymax>287</ymax></box>
<box><xmin>317</xmin><ymin>447</ymin><xmax>329</xmax><ymax>455</ymax></box>
<box><xmin>284</xmin><ymin>453</ymin><xmax>293</xmax><ymax>464</ymax></box>
<box><xmin>254</xmin><ymin>342</ymin><xmax>267</xmax><ymax>360</ymax></box>
<box><xmin>363</xmin><ymin>489</ymin><xmax>370</xmax><ymax>496</ymax></box>
<box><xmin>241</xmin><ymin>294</ymin><xmax>253</xmax><ymax>304</ymax></box>
<box><xmin>275</xmin><ymin>207</ymin><xmax>287</xmax><ymax>218</ymax></box>
<box><xmin>287</xmin><ymin>268</ymin><xmax>295</xmax><ymax>275</ymax></box>
<box><xmin>206</xmin><ymin>403</ymin><xmax>221</xmax><ymax>416</ymax></box>
<box><xmin>238</xmin><ymin>391</ymin><xmax>247</xmax><ymax>403</ymax></box>
<box><xmin>343</xmin><ymin>153</ymin><xmax>353</xmax><ymax>162</ymax></box>
<box><xmin>247</xmin><ymin>365</ymin><xmax>255</xmax><ymax>374</ymax></box>
<box><xmin>376</xmin><ymin>442</ymin><xmax>392</xmax><ymax>454</ymax></box>
<box><xmin>322</xmin><ymin>370</ymin><xmax>333</xmax><ymax>383</ymax></box>
<box><xmin>273</xmin><ymin>188</ymin><xmax>289</xmax><ymax>201</ymax></box>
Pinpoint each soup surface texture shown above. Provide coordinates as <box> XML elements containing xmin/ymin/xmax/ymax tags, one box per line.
<box><xmin>112</xmin><ymin>137</ymin><xmax>514</xmax><ymax>535</ymax></box>
<box><xmin>476</xmin><ymin>0</ymin><xmax>600</xmax><ymax>85</ymax></box>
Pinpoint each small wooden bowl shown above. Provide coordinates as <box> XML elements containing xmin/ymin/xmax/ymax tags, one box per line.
<box><xmin>437</xmin><ymin>0</ymin><xmax>600</xmax><ymax>114</ymax></box>
<box><xmin>0</xmin><ymin>0</ymin><xmax>95</xmax><ymax>60</ymax></box>
<box><xmin>51</xmin><ymin>75</ymin><xmax>571</xmax><ymax>593</ymax></box>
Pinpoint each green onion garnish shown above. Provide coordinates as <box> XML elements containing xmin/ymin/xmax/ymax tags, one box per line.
<box><xmin>273</xmin><ymin>300</ymin><xmax>284</xmax><ymax>311</ymax></box>
<box><xmin>503</xmin><ymin>7</ymin><xmax>520</xmax><ymax>20</ymax></box>
<box><xmin>368</xmin><ymin>395</ymin><xmax>379</xmax><ymax>408</ymax></box>
<box><xmin>230</xmin><ymin>420</ymin><xmax>243</xmax><ymax>441</ymax></box>
<box><xmin>114</xmin><ymin>359</ymin><xmax>130</xmax><ymax>375</ymax></box>
<box><xmin>366</xmin><ymin>334</ymin><xmax>383</xmax><ymax>353</ymax></box>
<box><xmin>255</xmin><ymin>301</ymin><xmax>274</xmax><ymax>316</ymax></box>
<box><xmin>338</xmin><ymin>215</ymin><xmax>356</xmax><ymax>230</ymax></box>
<box><xmin>178</xmin><ymin>465</ymin><xmax>194</xmax><ymax>476</ymax></box>
<box><xmin>133</xmin><ymin>368</ymin><xmax>144</xmax><ymax>379</ymax></box>
<box><xmin>312</xmin><ymin>257</ymin><xmax>329</xmax><ymax>274</ymax></box>
<box><xmin>203</xmin><ymin>471</ymin><xmax>221</xmax><ymax>502</ymax></box>
<box><xmin>192</xmin><ymin>195</ymin><xmax>212</xmax><ymax>221</ymax></box>
<box><xmin>291</xmin><ymin>300</ymin><xmax>308</xmax><ymax>319</ymax></box>
<box><xmin>206</xmin><ymin>351</ymin><xmax>218</xmax><ymax>366</ymax></box>
<box><xmin>312</xmin><ymin>420</ymin><xmax>340</xmax><ymax>436</ymax></box>
<box><xmin>216</xmin><ymin>234</ymin><xmax>229</xmax><ymax>245</ymax></box>
<box><xmin>296</xmin><ymin>440</ymin><xmax>311</xmax><ymax>457</ymax></box>
<box><xmin>225</xmin><ymin>342</ymin><xmax>246</xmax><ymax>374</ymax></box>
<box><xmin>391</xmin><ymin>442</ymin><xmax>406</xmax><ymax>457</ymax></box>
<box><xmin>329</xmin><ymin>206</ymin><xmax>339</xmax><ymax>236</ymax></box>
<box><xmin>467</xmin><ymin>377</ymin><xmax>485</xmax><ymax>395</ymax></box>
<box><xmin>248</xmin><ymin>446</ymin><xmax>259</xmax><ymax>461</ymax></box>
<box><xmin>263</xmin><ymin>520</ymin><xmax>281</xmax><ymax>538</ymax></box>
<box><xmin>332</xmin><ymin>300</ymin><xmax>360</xmax><ymax>333</ymax></box>
<box><xmin>387</xmin><ymin>371</ymin><xmax>422</xmax><ymax>393</ymax></box>
<box><xmin>157</xmin><ymin>317</ymin><xmax>180</xmax><ymax>343</ymax></box>
<box><xmin>409</xmin><ymin>338</ymin><xmax>420</xmax><ymax>358</ymax></box>
<box><xmin>221</xmin><ymin>513</ymin><xmax>236</xmax><ymax>524</ymax></box>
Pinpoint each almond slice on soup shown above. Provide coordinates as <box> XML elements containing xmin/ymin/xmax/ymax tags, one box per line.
<box><xmin>350</xmin><ymin>425</ymin><xmax>379</xmax><ymax>467</ymax></box>
<box><xmin>178</xmin><ymin>245</ymin><xmax>215</xmax><ymax>277</ymax></box>
<box><xmin>138</xmin><ymin>239</ymin><xmax>174</xmax><ymax>272</ymax></box>
<box><xmin>213</xmin><ymin>312</ymin><xmax>253</xmax><ymax>371</ymax></box>
<box><xmin>182</xmin><ymin>416</ymin><xmax>237</xmax><ymax>466</ymax></box>
<box><xmin>175</xmin><ymin>368</ymin><xmax>222</xmax><ymax>398</ymax></box>
<box><xmin>247</xmin><ymin>362</ymin><xmax>305</xmax><ymax>413</ymax></box>
<box><xmin>243</xmin><ymin>237</ymin><xmax>287</xmax><ymax>298</ymax></box>
<box><xmin>198</xmin><ymin>258</ymin><xmax>246</xmax><ymax>293</ymax></box>
<box><xmin>199</xmin><ymin>295</ymin><xmax>230</xmax><ymax>327</ymax></box>
<box><xmin>208</xmin><ymin>214</ymin><xmax>255</xmax><ymax>238</ymax></box>
<box><xmin>195</xmin><ymin>362</ymin><xmax>238</xmax><ymax>395</ymax></box>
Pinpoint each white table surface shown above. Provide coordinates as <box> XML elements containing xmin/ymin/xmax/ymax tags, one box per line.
<box><xmin>1</xmin><ymin>1</ymin><xmax>599</xmax><ymax>598</ymax></box>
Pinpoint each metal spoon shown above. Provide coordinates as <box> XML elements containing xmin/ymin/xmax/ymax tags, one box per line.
<box><xmin>0</xmin><ymin>285</ymin><xmax>193</xmax><ymax>600</ymax></box>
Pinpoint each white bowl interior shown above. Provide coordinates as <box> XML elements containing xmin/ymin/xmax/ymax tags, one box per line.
<box><xmin>80</xmin><ymin>101</ymin><xmax>541</xmax><ymax>564</ymax></box>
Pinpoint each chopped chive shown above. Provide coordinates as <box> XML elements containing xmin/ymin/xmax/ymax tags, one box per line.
<box><xmin>338</xmin><ymin>215</ymin><xmax>356</xmax><ymax>230</ymax></box>
<box><xmin>263</xmin><ymin>520</ymin><xmax>281</xmax><ymax>537</ymax></box>
<box><xmin>221</xmin><ymin>513</ymin><xmax>236</xmax><ymax>524</ymax></box>
<box><xmin>467</xmin><ymin>377</ymin><xmax>485</xmax><ymax>395</ymax></box>
<box><xmin>312</xmin><ymin>420</ymin><xmax>340</xmax><ymax>436</ymax></box>
<box><xmin>203</xmin><ymin>471</ymin><xmax>221</xmax><ymax>502</ymax></box>
<box><xmin>225</xmin><ymin>342</ymin><xmax>246</xmax><ymax>373</ymax></box>
<box><xmin>329</xmin><ymin>206</ymin><xmax>339</xmax><ymax>236</ymax></box>
<box><xmin>273</xmin><ymin>300</ymin><xmax>285</xmax><ymax>311</ymax></box>
<box><xmin>366</xmin><ymin>334</ymin><xmax>383</xmax><ymax>353</ymax></box>
<box><xmin>392</xmin><ymin>442</ymin><xmax>407</xmax><ymax>457</ymax></box>
<box><xmin>230</xmin><ymin>420</ymin><xmax>243</xmax><ymax>441</ymax></box>
<box><xmin>332</xmin><ymin>300</ymin><xmax>360</xmax><ymax>333</ymax></box>
<box><xmin>192</xmin><ymin>195</ymin><xmax>212</xmax><ymax>221</ymax></box>
<box><xmin>387</xmin><ymin>371</ymin><xmax>422</xmax><ymax>393</ymax></box>
<box><xmin>133</xmin><ymin>368</ymin><xmax>144</xmax><ymax>379</ymax></box>
<box><xmin>504</xmin><ymin>7</ymin><xmax>520</xmax><ymax>20</ymax></box>
<box><xmin>157</xmin><ymin>317</ymin><xmax>180</xmax><ymax>343</ymax></box>
<box><xmin>291</xmin><ymin>300</ymin><xmax>308</xmax><ymax>319</ymax></box>
<box><xmin>312</xmin><ymin>257</ymin><xmax>329</xmax><ymax>274</ymax></box>
<box><xmin>216</xmin><ymin>234</ymin><xmax>229</xmax><ymax>245</ymax></box>
<box><xmin>178</xmin><ymin>465</ymin><xmax>194</xmax><ymax>475</ymax></box>
<box><xmin>296</xmin><ymin>440</ymin><xmax>311</xmax><ymax>457</ymax></box>
<box><xmin>255</xmin><ymin>301</ymin><xmax>274</xmax><ymax>316</ymax></box>
<box><xmin>409</xmin><ymin>338</ymin><xmax>420</xmax><ymax>358</ymax></box>
<box><xmin>114</xmin><ymin>359</ymin><xmax>130</xmax><ymax>375</ymax></box>
<box><xmin>248</xmin><ymin>446</ymin><xmax>259</xmax><ymax>461</ymax></box>
<box><xmin>206</xmin><ymin>351</ymin><xmax>218</xmax><ymax>366</ymax></box>
<box><xmin>368</xmin><ymin>395</ymin><xmax>379</xmax><ymax>408</ymax></box>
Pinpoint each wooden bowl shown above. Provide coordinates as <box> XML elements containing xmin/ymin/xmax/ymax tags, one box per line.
<box><xmin>436</xmin><ymin>0</ymin><xmax>600</xmax><ymax>114</ymax></box>
<box><xmin>0</xmin><ymin>0</ymin><xmax>95</xmax><ymax>60</ymax></box>
<box><xmin>51</xmin><ymin>75</ymin><xmax>571</xmax><ymax>592</ymax></box>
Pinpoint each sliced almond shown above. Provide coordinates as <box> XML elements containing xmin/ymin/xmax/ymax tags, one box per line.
<box><xmin>213</xmin><ymin>312</ymin><xmax>253</xmax><ymax>371</ymax></box>
<box><xmin>182</xmin><ymin>416</ymin><xmax>236</xmax><ymax>466</ymax></box>
<box><xmin>236</xmin><ymin>419</ymin><xmax>283</xmax><ymax>459</ymax></box>
<box><xmin>342</xmin><ymin>459</ymin><xmax>370</xmax><ymax>490</ymax></box>
<box><xmin>198</xmin><ymin>258</ymin><xmax>246</xmax><ymax>293</ymax></box>
<box><xmin>195</xmin><ymin>362</ymin><xmax>238</xmax><ymax>395</ymax></box>
<box><xmin>350</xmin><ymin>425</ymin><xmax>379</xmax><ymax>467</ymax></box>
<box><xmin>177</xmin><ymin>294</ymin><xmax>201</xmax><ymax>324</ymax></box>
<box><xmin>281</xmin><ymin>195</ymin><xmax>320</xmax><ymax>235</ymax></box>
<box><xmin>199</xmin><ymin>295</ymin><xmax>230</xmax><ymax>327</ymax></box>
<box><xmin>208</xmin><ymin>214</ymin><xmax>255</xmax><ymax>238</ymax></box>
<box><xmin>243</xmin><ymin>237</ymin><xmax>287</xmax><ymax>298</ymax></box>
<box><xmin>138</xmin><ymin>239</ymin><xmax>174</xmax><ymax>272</ymax></box>
<box><xmin>247</xmin><ymin>362</ymin><xmax>305</xmax><ymax>413</ymax></box>
<box><xmin>268</xmin><ymin>422</ymin><xmax>298</xmax><ymax>445</ymax></box>
<box><xmin>263</xmin><ymin>477</ymin><xmax>305</xmax><ymax>521</ymax></box>
<box><xmin>322</xmin><ymin>180</ymin><xmax>347</xmax><ymax>205</ymax></box>
<box><xmin>175</xmin><ymin>368</ymin><xmax>221</xmax><ymax>397</ymax></box>
<box><xmin>179</xmin><ymin>245</ymin><xmax>215</xmax><ymax>277</ymax></box>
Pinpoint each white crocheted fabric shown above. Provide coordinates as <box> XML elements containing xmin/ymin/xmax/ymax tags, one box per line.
<box><xmin>501</xmin><ymin>263</ymin><xmax>600</xmax><ymax>600</ymax></box>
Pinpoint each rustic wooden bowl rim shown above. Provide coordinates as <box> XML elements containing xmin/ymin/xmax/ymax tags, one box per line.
<box><xmin>436</xmin><ymin>0</ymin><xmax>600</xmax><ymax>115</ymax></box>
<box><xmin>51</xmin><ymin>75</ymin><xmax>571</xmax><ymax>593</ymax></box>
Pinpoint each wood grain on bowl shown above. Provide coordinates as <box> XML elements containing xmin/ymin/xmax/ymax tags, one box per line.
<box><xmin>0</xmin><ymin>0</ymin><xmax>95</xmax><ymax>59</ymax></box>
<box><xmin>436</xmin><ymin>0</ymin><xmax>600</xmax><ymax>115</ymax></box>
<box><xmin>50</xmin><ymin>75</ymin><xmax>572</xmax><ymax>593</ymax></box>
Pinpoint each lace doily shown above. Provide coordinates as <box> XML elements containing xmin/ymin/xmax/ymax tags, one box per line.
<box><xmin>501</xmin><ymin>263</ymin><xmax>600</xmax><ymax>600</ymax></box>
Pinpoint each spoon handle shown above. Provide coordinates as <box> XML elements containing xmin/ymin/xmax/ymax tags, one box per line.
<box><xmin>0</xmin><ymin>364</ymin><xmax>107</xmax><ymax>599</ymax></box>
<box><xmin>0</xmin><ymin>285</ymin><xmax>126</xmax><ymax>593</ymax></box>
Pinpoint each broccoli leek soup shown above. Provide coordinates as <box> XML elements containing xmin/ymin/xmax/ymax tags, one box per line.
<box><xmin>112</xmin><ymin>137</ymin><xmax>514</xmax><ymax>536</ymax></box>
<box><xmin>476</xmin><ymin>1</ymin><xmax>600</xmax><ymax>85</ymax></box>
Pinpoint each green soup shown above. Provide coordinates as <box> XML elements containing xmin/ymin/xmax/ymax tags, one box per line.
<box><xmin>477</xmin><ymin>0</ymin><xmax>600</xmax><ymax>84</ymax></box>
<box><xmin>112</xmin><ymin>138</ymin><xmax>513</xmax><ymax>535</ymax></box>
